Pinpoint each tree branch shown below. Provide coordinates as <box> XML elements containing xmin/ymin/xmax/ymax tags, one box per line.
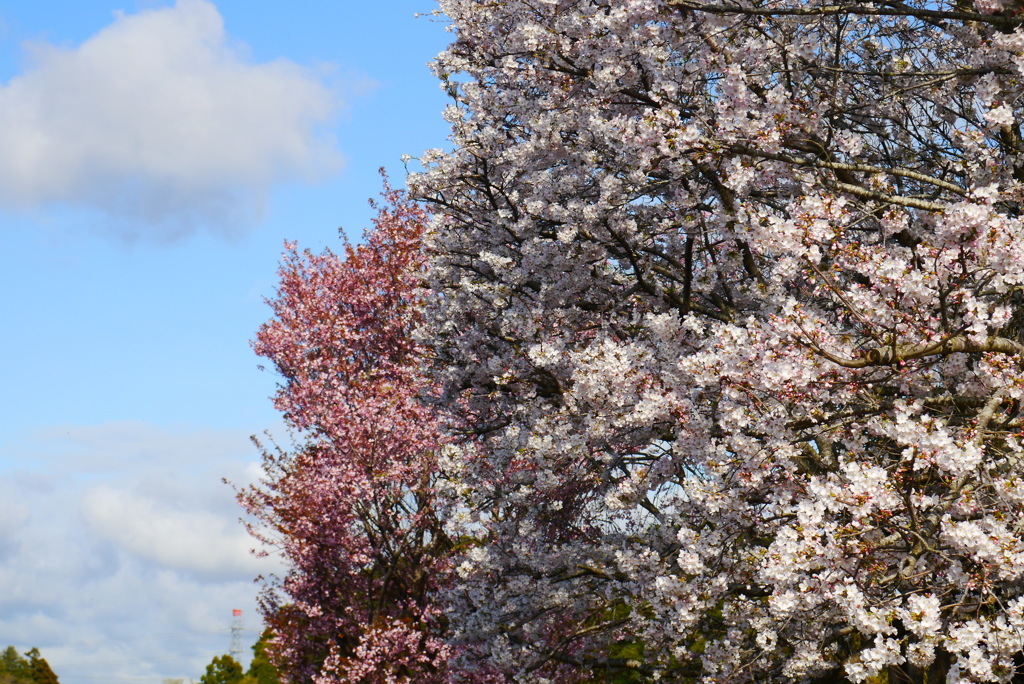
<box><xmin>817</xmin><ymin>336</ymin><xmax>1024</xmax><ymax>368</ymax></box>
<box><xmin>667</xmin><ymin>0</ymin><xmax>1024</xmax><ymax>28</ymax></box>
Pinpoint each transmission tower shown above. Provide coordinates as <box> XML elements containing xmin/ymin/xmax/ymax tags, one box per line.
<box><xmin>229</xmin><ymin>609</ymin><xmax>244</xmax><ymax>662</ymax></box>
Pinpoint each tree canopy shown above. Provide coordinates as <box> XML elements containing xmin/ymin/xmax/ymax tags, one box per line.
<box><xmin>0</xmin><ymin>647</ymin><xmax>59</xmax><ymax>684</ymax></box>
<box><xmin>196</xmin><ymin>633</ymin><xmax>283</xmax><ymax>684</ymax></box>
<box><xmin>244</xmin><ymin>631</ymin><xmax>281</xmax><ymax>684</ymax></box>
<box><xmin>242</xmin><ymin>183</ymin><xmax>451</xmax><ymax>683</ymax></box>
<box><xmin>199</xmin><ymin>655</ymin><xmax>244</xmax><ymax>684</ymax></box>
<box><xmin>248</xmin><ymin>0</ymin><xmax>1024</xmax><ymax>681</ymax></box>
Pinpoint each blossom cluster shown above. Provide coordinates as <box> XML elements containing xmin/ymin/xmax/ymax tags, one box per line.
<box><xmin>405</xmin><ymin>0</ymin><xmax>1024</xmax><ymax>681</ymax></box>
<box><xmin>241</xmin><ymin>182</ymin><xmax>458</xmax><ymax>683</ymax></box>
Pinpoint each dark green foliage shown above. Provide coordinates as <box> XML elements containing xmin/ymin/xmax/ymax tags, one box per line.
<box><xmin>199</xmin><ymin>655</ymin><xmax>244</xmax><ymax>684</ymax></box>
<box><xmin>244</xmin><ymin>631</ymin><xmax>281</xmax><ymax>684</ymax></box>
<box><xmin>199</xmin><ymin>635</ymin><xmax>282</xmax><ymax>684</ymax></box>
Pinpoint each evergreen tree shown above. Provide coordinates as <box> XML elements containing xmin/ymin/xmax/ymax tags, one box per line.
<box><xmin>25</xmin><ymin>650</ymin><xmax>58</xmax><ymax>684</ymax></box>
<box><xmin>199</xmin><ymin>655</ymin><xmax>244</xmax><ymax>684</ymax></box>
<box><xmin>244</xmin><ymin>632</ymin><xmax>280</xmax><ymax>684</ymax></box>
<box><xmin>0</xmin><ymin>647</ymin><xmax>29</xmax><ymax>681</ymax></box>
<box><xmin>0</xmin><ymin>647</ymin><xmax>59</xmax><ymax>684</ymax></box>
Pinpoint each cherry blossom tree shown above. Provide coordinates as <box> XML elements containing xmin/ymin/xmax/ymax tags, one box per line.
<box><xmin>240</xmin><ymin>182</ymin><xmax>455</xmax><ymax>684</ymax></box>
<box><xmin>408</xmin><ymin>0</ymin><xmax>1024</xmax><ymax>682</ymax></box>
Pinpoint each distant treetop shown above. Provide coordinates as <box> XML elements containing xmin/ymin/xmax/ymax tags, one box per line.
<box><xmin>0</xmin><ymin>646</ymin><xmax>59</xmax><ymax>684</ymax></box>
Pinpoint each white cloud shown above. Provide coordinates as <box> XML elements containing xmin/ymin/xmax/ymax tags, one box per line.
<box><xmin>0</xmin><ymin>499</ymin><xmax>28</xmax><ymax>541</ymax></box>
<box><xmin>0</xmin><ymin>420</ymin><xmax>286</xmax><ymax>684</ymax></box>
<box><xmin>29</xmin><ymin>419</ymin><xmax>266</xmax><ymax>471</ymax></box>
<box><xmin>82</xmin><ymin>484</ymin><xmax>264</xmax><ymax>578</ymax></box>
<box><xmin>0</xmin><ymin>0</ymin><xmax>342</xmax><ymax>238</ymax></box>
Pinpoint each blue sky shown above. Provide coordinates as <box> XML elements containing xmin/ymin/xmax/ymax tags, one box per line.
<box><xmin>0</xmin><ymin>2</ymin><xmax>452</xmax><ymax>682</ymax></box>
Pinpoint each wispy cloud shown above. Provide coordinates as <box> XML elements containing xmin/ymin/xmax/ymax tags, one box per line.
<box><xmin>82</xmin><ymin>484</ymin><xmax>265</xmax><ymax>578</ymax></box>
<box><xmin>0</xmin><ymin>420</ymin><xmax>285</xmax><ymax>683</ymax></box>
<box><xmin>0</xmin><ymin>0</ymin><xmax>343</xmax><ymax>239</ymax></box>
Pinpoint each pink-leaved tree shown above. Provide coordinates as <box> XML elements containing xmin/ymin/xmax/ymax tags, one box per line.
<box><xmin>240</xmin><ymin>182</ymin><xmax>456</xmax><ymax>684</ymax></box>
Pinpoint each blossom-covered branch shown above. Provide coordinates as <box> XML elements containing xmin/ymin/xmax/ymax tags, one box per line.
<box><xmin>241</xmin><ymin>181</ymin><xmax>461</xmax><ymax>684</ymax></box>
<box><xmin>408</xmin><ymin>0</ymin><xmax>1024</xmax><ymax>681</ymax></box>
